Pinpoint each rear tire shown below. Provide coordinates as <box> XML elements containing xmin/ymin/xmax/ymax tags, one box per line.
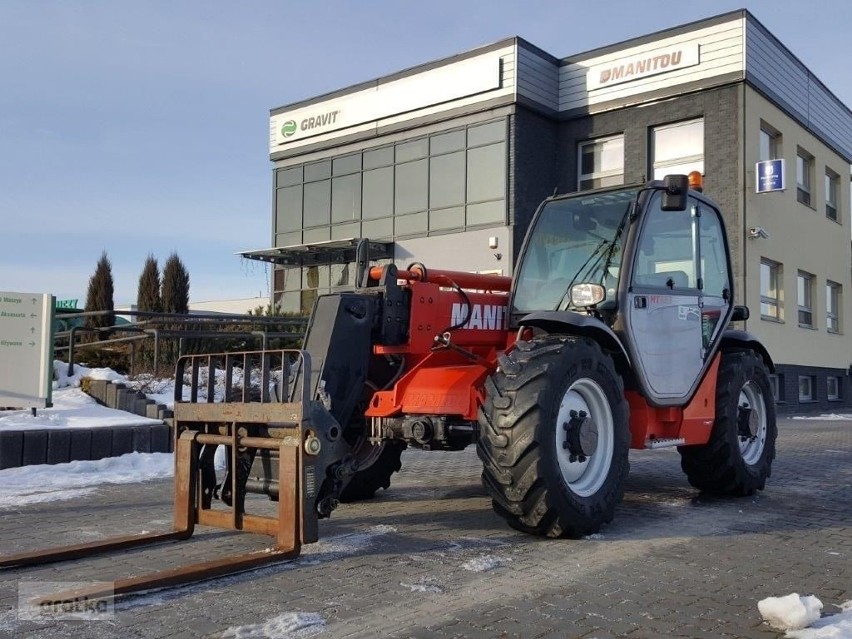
<box><xmin>339</xmin><ymin>441</ymin><xmax>406</xmax><ymax>502</ymax></box>
<box><xmin>678</xmin><ymin>350</ymin><xmax>776</xmax><ymax>495</ymax></box>
<box><xmin>477</xmin><ymin>335</ymin><xmax>630</xmax><ymax>538</ymax></box>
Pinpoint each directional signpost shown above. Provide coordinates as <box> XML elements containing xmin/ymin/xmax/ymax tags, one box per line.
<box><xmin>0</xmin><ymin>291</ymin><xmax>55</xmax><ymax>409</ymax></box>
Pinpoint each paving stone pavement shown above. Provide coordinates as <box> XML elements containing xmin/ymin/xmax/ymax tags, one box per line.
<box><xmin>0</xmin><ymin>418</ymin><xmax>849</xmax><ymax>638</ymax></box>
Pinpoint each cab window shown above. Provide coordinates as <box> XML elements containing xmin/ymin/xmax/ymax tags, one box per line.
<box><xmin>633</xmin><ymin>194</ymin><xmax>697</xmax><ymax>289</ymax></box>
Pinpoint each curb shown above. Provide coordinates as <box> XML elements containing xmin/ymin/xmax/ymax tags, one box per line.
<box><xmin>0</xmin><ymin>424</ymin><xmax>173</xmax><ymax>470</ymax></box>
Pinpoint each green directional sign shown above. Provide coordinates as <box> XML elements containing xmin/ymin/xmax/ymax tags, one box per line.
<box><xmin>0</xmin><ymin>291</ymin><xmax>55</xmax><ymax>408</ymax></box>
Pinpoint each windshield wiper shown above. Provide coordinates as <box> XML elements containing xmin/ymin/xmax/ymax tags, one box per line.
<box><xmin>556</xmin><ymin>200</ymin><xmax>634</xmax><ymax>311</ymax></box>
<box><xmin>599</xmin><ymin>202</ymin><xmax>633</xmax><ymax>283</ymax></box>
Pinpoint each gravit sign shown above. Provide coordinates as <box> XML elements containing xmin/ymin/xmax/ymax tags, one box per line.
<box><xmin>270</xmin><ymin>51</ymin><xmax>502</xmax><ymax>149</ymax></box>
<box><xmin>0</xmin><ymin>291</ymin><xmax>54</xmax><ymax>409</ymax></box>
<box><xmin>587</xmin><ymin>44</ymin><xmax>700</xmax><ymax>91</ymax></box>
<box><xmin>280</xmin><ymin>110</ymin><xmax>341</xmax><ymax>138</ymax></box>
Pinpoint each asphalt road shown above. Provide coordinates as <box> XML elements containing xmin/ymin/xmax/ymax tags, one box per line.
<box><xmin>0</xmin><ymin>417</ymin><xmax>849</xmax><ymax>638</ymax></box>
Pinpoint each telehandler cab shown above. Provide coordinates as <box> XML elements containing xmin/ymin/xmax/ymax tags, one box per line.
<box><xmin>2</xmin><ymin>173</ymin><xmax>776</xmax><ymax>602</ymax></box>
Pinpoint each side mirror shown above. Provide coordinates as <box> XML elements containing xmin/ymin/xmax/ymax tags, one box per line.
<box><xmin>661</xmin><ymin>174</ymin><xmax>690</xmax><ymax>211</ymax></box>
<box><xmin>731</xmin><ymin>305</ymin><xmax>750</xmax><ymax>322</ymax></box>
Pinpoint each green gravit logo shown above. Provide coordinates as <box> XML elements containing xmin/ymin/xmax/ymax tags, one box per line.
<box><xmin>281</xmin><ymin>120</ymin><xmax>297</xmax><ymax>138</ymax></box>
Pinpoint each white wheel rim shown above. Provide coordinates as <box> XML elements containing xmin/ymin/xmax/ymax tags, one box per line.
<box><xmin>555</xmin><ymin>378</ymin><xmax>615</xmax><ymax>497</ymax></box>
<box><xmin>739</xmin><ymin>381</ymin><xmax>767</xmax><ymax>465</ymax></box>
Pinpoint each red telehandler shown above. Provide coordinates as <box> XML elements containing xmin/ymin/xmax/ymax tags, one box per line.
<box><xmin>1</xmin><ymin>173</ymin><xmax>776</xmax><ymax>602</ymax></box>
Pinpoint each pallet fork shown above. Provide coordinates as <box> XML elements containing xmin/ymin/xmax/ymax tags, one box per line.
<box><xmin>0</xmin><ymin>350</ymin><xmax>343</xmax><ymax>605</ymax></box>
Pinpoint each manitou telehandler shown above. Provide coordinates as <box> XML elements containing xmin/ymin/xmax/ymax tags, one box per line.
<box><xmin>2</xmin><ymin>173</ymin><xmax>777</xmax><ymax>602</ymax></box>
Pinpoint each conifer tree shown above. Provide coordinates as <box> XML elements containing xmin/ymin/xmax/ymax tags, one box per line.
<box><xmin>161</xmin><ymin>253</ymin><xmax>190</xmax><ymax>314</ymax></box>
<box><xmin>84</xmin><ymin>251</ymin><xmax>115</xmax><ymax>331</ymax></box>
<box><xmin>136</xmin><ymin>255</ymin><xmax>162</xmax><ymax>313</ymax></box>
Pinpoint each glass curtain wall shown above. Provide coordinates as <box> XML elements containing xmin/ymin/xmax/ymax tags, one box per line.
<box><xmin>273</xmin><ymin>119</ymin><xmax>508</xmax><ymax>313</ymax></box>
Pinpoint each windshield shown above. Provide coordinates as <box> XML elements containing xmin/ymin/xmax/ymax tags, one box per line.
<box><xmin>512</xmin><ymin>187</ymin><xmax>638</xmax><ymax>312</ymax></box>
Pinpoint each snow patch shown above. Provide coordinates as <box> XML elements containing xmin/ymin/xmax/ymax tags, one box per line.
<box><xmin>400</xmin><ymin>580</ymin><xmax>443</xmax><ymax>593</ymax></box>
<box><xmin>300</xmin><ymin>525</ymin><xmax>397</xmax><ymax>560</ymax></box>
<box><xmin>786</xmin><ymin>600</ymin><xmax>852</xmax><ymax>639</ymax></box>
<box><xmin>0</xmin><ymin>387</ymin><xmax>162</xmax><ymax>431</ymax></box>
<box><xmin>0</xmin><ymin>609</ymin><xmax>20</xmax><ymax>634</ymax></box>
<box><xmin>221</xmin><ymin>612</ymin><xmax>325</xmax><ymax>638</ymax></box>
<box><xmin>759</xmin><ymin>594</ymin><xmax>823</xmax><ymax>631</ymax></box>
<box><xmin>114</xmin><ymin>526</ymin><xmax>398</xmax><ymax>611</ymax></box>
<box><xmin>445</xmin><ymin>536</ymin><xmax>508</xmax><ymax>552</ymax></box>
<box><xmin>791</xmin><ymin>414</ymin><xmax>852</xmax><ymax>421</ymax></box>
<box><xmin>461</xmin><ymin>554</ymin><xmax>512</xmax><ymax>572</ymax></box>
<box><xmin>0</xmin><ymin>452</ymin><xmax>174</xmax><ymax>510</ymax></box>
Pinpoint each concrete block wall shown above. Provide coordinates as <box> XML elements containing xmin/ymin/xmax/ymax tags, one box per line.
<box><xmin>0</xmin><ymin>423</ymin><xmax>172</xmax><ymax>470</ymax></box>
<box><xmin>0</xmin><ymin>377</ymin><xmax>174</xmax><ymax>470</ymax></box>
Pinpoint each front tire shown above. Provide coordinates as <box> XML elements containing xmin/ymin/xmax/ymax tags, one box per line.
<box><xmin>679</xmin><ymin>350</ymin><xmax>777</xmax><ymax>495</ymax></box>
<box><xmin>477</xmin><ymin>335</ymin><xmax>630</xmax><ymax>538</ymax></box>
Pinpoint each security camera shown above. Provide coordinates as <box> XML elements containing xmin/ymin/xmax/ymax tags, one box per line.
<box><xmin>748</xmin><ymin>227</ymin><xmax>769</xmax><ymax>239</ymax></box>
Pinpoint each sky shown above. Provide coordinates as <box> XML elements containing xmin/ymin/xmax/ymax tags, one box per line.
<box><xmin>1</xmin><ymin>1</ymin><xmax>851</xmax><ymax>306</ymax></box>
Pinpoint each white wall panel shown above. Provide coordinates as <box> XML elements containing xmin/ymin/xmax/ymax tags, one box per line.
<box><xmin>270</xmin><ymin>46</ymin><xmax>515</xmax><ymax>153</ymax></box>
<box><xmin>559</xmin><ymin>18</ymin><xmax>745</xmax><ymax>112</ymax></box>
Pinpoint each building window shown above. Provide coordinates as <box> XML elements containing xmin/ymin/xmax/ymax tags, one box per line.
<box><xmin>797</xmin><ymin>271</ymin><xmax>814</xmax><ymax>327</ymax></box>
<box><xmin>826</xmin><ymin>280</ymin><xmax>841</xmax><ymax>333</ymax></box>
<box><xmin>798</xmin><ymin>376</ymin><xmax>814</xmax><ymax>402</ymax></box>
<box><xmin>578</xmin><ymin>135</ymin><xmax>624</xmax><ymax>190</ymax></box>
<box><xmin>825</xmin><ymin>169</ymin><xmax>839</xmax><ymax>221</ymax></box>
<box><xmin>651</xmin><ymin>118</ymin><xmax>704</xmax><ymax>179</ymax></box>
<box><xmin>796</xmin><ymin>148</ymin><xmax>813</xmax><ymax>206</ymax></box>
<box><xmin>827</xmin><ymin>376</ymin><xmax>841</xmax><ymax>401</ymax></box>
<box><xmin>759</xmin><ymin>123</ymin><xmax>781</xmax><ymax>161</ymax></box>
<box><xmin>760</xmin><ymin>259</ymin><xmax>782</xmax><ymax>320</ymax></box>
<box><xmin>769</xmin><ymin>374</ymin><xmax>784</xmax><ymax>402</ymax></box>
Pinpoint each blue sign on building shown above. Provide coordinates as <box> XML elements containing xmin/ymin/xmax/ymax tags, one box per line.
<box><xmin>756</xmin><ymin>159</ymin><xmax>785</xmax><ymax>193</ymax></box>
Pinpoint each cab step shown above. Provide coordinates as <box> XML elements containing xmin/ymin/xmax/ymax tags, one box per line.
<box><xmin>645</xmin><ymin>437</ymin><xmax>686</xmax><ymax>449</ymax></box>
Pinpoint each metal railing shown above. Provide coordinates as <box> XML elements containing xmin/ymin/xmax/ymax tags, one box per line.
<box><xmin>53</xmin><ymin>310</ymin><xmax>309</xmax><ymax>376</ymax></box>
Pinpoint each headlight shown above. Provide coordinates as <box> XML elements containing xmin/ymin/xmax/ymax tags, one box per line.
<box><xmin>570</xmin><ymin>283</ymin><xmax>606</xmax><ymax>308</ymax></box>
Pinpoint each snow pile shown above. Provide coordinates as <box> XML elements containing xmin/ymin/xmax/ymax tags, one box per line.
<box><xmin>49</xmin><ymin>359</ymin><xmax>288</xmax><ymax>413</ymax></box>
<box><xmin>0</xmin><ymin>452</ymin><xmax>173</xmax><ymax>509</ymax></box>
<box><xmin>461</xmin><ymin>554</ymin><xmax>513</xmax><ymax>572</ymax></box>
<box><xmin>221</xmin><ymin>612</ymin><xmax>325</xmax><ymax>638</ymax></box>
<box><xmin>53</xmin><ymin>360</ymin><xmax>125</xmax><ymax>389</ymax></box>
<box><xmin>759</xmin><ymin>594</ymin><xmax>823</xmax><ymax>631</ymax></box>
<box><xmin>0</xmin><ymin>387</ymin><xmax>162</xmax><ymax>431</ymax></box>
<box><xmin>135</xmin><ymin>378</ymin><xmax>177</xmax><ymax>409</ymax></box>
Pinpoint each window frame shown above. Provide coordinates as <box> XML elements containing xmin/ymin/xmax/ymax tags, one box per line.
<box><xmin>826</xmin><ymin>280</ymin><xmax>841</xmax><ymax>334</ymax></box>
<box><xmin>798</xmin><ymin>375</ymin><xmax>814</xmax><ymax>402</ymax></box>
<box><xmin>650</xmin><ymin>118</ymin><xmax>705</xmax><ymax>180</ymax></box>
<box><xmin>825</xmin><ymin>168</ymin><xmax>839</xmax><ymax>221</ymax></box>
<box><xmin>760</xmin><ymin>258</ymin><xmax>782</xmax><ymax>321</ymax></box>
<box><xmin>577</xmin><ymin>134</ymin><xmax>625</xmax><ymax>191</ymax></box>
<box><xmin>759</xmin><ymin>123</ymin><xmax>781</xmax><ymax>162</ymax></box>
<box><xmin>768</xmin><ymin>374</ymin><xmax>781</xmax><ymax>402</ymax></box>
<box><xmin>827</xmin><ymin>376</ymin><xmax>841</xmax><ymax>401</ymax></box>
<box><xmin>797</xmin><ymin>270</ymin><xmax>814</xmax><ymax>328</ymax></box>
<box><xmin>796</xmin><ymin>148</ymin><xmax>814</xmax><ymax>207</ymax></box>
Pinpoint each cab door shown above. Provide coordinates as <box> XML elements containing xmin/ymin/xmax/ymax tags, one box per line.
<box><xmin>623</xmin><ymin>193</ymin><xmax>731</xmax><ymax>404</ymax></box>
